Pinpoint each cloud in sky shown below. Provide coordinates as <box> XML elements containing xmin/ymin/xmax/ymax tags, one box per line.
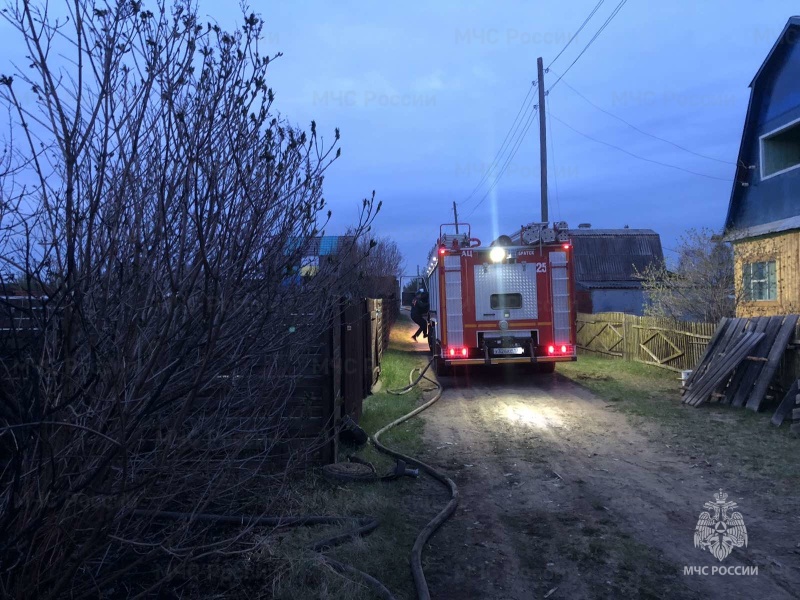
<box><xmin>2</xmin><ymin>0</ymin><xmax>798</xmax><ymax>274</ymax></box>
<box><xmin>236</xmin><ymin>0</ymin><xmax>798</xmax><ymax>272</ymax></box>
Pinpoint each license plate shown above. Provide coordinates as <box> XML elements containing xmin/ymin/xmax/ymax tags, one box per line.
<box><xmin>492</xmin><ymin>347</ymin><xmax>524</xmax><ymax>355</ymax></box>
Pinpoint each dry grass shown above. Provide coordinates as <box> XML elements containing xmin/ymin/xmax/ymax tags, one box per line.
<box><xmin>265</xmin><ymin>314</ymin><xmax>434</xmax><ymax>600</ymax></box>
<box><xmin>558</xmin><ymin>354</ymin><xmax>800</xmax><ymax>495</ymax></box>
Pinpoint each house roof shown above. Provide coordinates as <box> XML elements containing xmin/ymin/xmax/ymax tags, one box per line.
<box><xmin>568</xmin><ymin>228</ymin><xmax>663</xmax><ymax>285</ymax></box>
<box><xmin>304</xmin><ymin>236</ymin><xmax>353</xmax><ymax>256</ymax></box>
<box><xmin>750</xmin><ymin>16</ymin><xmax>800</xmax><ymax>88</ymax></box>
<box><xmin>724</xmin><ymin>16</ymin><xmax>800</xmax><ymax>239</ymax></box>
<box><xmin>723</xmin><ymin>214</ymin><xmax>800</xmax><ymax>241</ymax></box>
<box><xmin>285</xmin><ymin>235</ymin><xmax>354</xmax><ymax>257</ymax></box>
<box><xmin>576</xmin><ymin>280</ymin><xmax>642</xmax><ymax>290</ymax></box>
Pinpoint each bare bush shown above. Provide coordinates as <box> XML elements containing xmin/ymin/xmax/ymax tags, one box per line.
<box><xmin>0</xmin><ymin>1</ymin><xmax>377</xmax><ymax>597</ymax></box>
<box><xmin>640</xmin><ymin>228</ymin><xmax>735</xmax><ymax>323</ymax></box>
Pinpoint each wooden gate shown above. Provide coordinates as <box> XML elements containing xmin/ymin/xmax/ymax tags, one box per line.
<box><xmin>576</xmin><ymin>313</ymin><xmax>625</xmax><ymax>357</ymax></box>
<box><xmin>577</xmin><ymin>312</ymin><xmax>715</xmax><ymax>372</ymax></box>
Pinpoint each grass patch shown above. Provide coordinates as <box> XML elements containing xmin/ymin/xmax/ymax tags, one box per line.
<box><xmin>269</xmin><ymin>314</ymin><xmax>433</xmax><ymax>600</ymax></box>
<box><xmin>559</xmin><ymin>354</ymin><xmax>800</xmax><ymax>494</ymax></box>
<box><xmin>346</xmin><ymin>316</ymin><xmax>431</xmax><ymax>469</ymax></box>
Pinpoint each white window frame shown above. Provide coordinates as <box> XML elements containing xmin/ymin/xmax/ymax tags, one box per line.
<box><xmin>759</xmin><ymin>115</ymin><xmax>800</xmax><ymax>180</ymax></box>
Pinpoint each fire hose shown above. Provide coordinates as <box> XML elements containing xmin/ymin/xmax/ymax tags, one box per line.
<box><xmin>375</xmin><ymin>358</ymin><xmax>459</xmax><ymax>600</ymax></box>
<box><xmin>133</xmin><ymin>509</ymin><xmax>394</xmax><ymax>599</ymax></box>
<box><xmin>136</xmin><ymin>359</ymin><xmax>455</xmax><ymax>600</ymax></box>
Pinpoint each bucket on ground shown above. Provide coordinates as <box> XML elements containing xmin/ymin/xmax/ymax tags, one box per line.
<box><xmin>680</xmin><ymin>370</ymin><xmax>692</xmax><ymax>387</ymax></box>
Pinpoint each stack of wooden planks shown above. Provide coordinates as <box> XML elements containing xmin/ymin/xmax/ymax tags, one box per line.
<box><xmin>682</xmin><ymin>315</ymin><xmax>799</xmax><ymax>413</ymax></box>
<box><xmin>770</xmin><ymin>379</ymin><xmax>800</xmax><ymax>432</ymax></box>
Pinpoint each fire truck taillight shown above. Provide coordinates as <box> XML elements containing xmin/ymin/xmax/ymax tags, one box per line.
<box><xmin>446</xmin><ymin>347</ymin><xmax>469</xmax><ymax>358</ymax></box>
<box><xmin>547</xmin><ymin>344</ymin><xmax>574</xmax><ymax>355</ymax></box>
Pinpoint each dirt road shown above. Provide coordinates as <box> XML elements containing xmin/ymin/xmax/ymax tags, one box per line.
<box><xmin>409</xmin><ymin>364</ymin><xmax>799</xmax><ymax>600</ymax></box>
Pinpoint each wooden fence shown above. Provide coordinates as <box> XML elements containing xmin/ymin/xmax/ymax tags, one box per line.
<box><xmin>291</xmin><ymin>297</ymin><xmax>394</xmax><ymax>463</ymax></box>
<box><xmin>576</xmin><ymin>312</ymin><xmax>717</xmax><ymax>372</ymax></box>
<box><xmin>0</xmin><ymin>295</ymin><xmax>394</xmax><ymax>468</ymax></box>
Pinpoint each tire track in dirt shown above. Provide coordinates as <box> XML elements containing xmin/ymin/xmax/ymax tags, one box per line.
<box><xmin>415</xmin><ymin>365</ymin><xmax>798</xmax><ymax>600</ymax></box>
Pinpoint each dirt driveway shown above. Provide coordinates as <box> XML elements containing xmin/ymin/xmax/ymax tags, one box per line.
<box><xmin>409</xmin><ymin>364</ymin><xmax>800</xmax><ymax>600</ymax></box>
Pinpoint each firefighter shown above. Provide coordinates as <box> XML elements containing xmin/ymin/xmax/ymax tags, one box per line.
<box><xmin>410</xmin><ymin>289</ymin><xmax>429</xmax><ymax>341</ymax></box>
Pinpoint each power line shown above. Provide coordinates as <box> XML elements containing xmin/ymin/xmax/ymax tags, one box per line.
<box><xmin>547</xmin><ymin>0</ymin><xmax>628</xmax><ymax>94</ymax></box>
<box><xmin>549</xmin><ymin>71</ymin><xmax>736</xmax><ymax>166</ymax></box>
<box><xmin>461</xmin><ymin>83</ymin><xmax>536</xmax><ymax>207</ymax></box>
<box><xmin>465</xmin><ymin>106</ymin><xmax>540</xmax><ymax>218</ymax></box>
<box><xmin>461</xmin><ymin>0</ymin><xmax>627</xmax><ymax>218</ymax></box>
<box><xmin>548</xmin><ymin>111</ymin><xmax>731</xmax><ymax>182</ymax></box>
<box><xmin>547</xmin><ymin>106</ymin><xmax>561</xmax><ymax>220</ymax></box>
<box><xmin>547</xmin><ymin>0</ymin><xmax>606</xmax><ymax>69</ymax></box>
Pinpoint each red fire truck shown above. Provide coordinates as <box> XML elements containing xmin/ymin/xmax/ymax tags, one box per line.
<box><xmin>424</xmin><ymin>221</ymin><xmax>577</xmax><ymax>376</ymax></box>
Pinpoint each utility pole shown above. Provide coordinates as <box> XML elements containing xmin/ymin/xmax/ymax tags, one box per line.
<box><xmin>537</xmin><ymin>56</ymin><xmax>548</xmax><ymax>223</ymax></box>
<box><xmin>453</xmin><ymin>201</ymin><xmax>459</xmax><ymax>234</ymax></box>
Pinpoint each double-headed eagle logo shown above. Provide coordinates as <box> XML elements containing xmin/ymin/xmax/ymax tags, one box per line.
<box><xmin>694</xmin><ymin>489</ymin><xmax>748</xmax><ymax>561</ymax></box>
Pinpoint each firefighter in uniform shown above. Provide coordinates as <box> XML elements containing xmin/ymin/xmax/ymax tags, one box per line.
<box><xmin>410</xmin><ymin>289</ymin><xmax>429</xmax><ymax>341</ymax></box>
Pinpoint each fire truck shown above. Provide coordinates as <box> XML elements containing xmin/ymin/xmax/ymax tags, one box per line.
<box><xmin>424</xmin><ymin>221</ymin><xmax>577</xmax><ymax>376</ymax></box>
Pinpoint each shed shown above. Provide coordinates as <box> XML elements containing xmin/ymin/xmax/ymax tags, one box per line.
<box><xmin>569</xmin><ymin>228</ymin><xmax>664</xmax><ymax>315</ymax></box>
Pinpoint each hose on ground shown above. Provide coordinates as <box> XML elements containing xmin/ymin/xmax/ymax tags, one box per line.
<box><xmin>132</xmin><ymin>357</ymin><xmax>453</xmax><ymax>600</ymax></box>
<box><xmin>374</xmin><ymin>358</ymin><xmax>459</xmax><ymax>600</ymax></box>
<box><xmin>132</xmin><ymin>510</ymin><xmax>395</xmax><ymax>599</ymax></box>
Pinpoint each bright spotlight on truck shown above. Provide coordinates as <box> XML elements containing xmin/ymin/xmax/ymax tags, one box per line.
<box><xmin>489</xmin><ymin>247</ymin><xmax>506</xmax><ymax>263</ymax></box>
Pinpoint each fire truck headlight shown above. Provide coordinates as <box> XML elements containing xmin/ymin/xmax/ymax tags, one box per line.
<box><xmin>489</xmin><ymin>247</ymin><xmax>506</xmax><ymax>263</ymax></box>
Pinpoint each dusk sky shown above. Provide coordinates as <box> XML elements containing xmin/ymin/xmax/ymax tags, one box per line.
<box><xmin>225</xmin><ymin>0</ymin><xmax>795</xmax><ymax>276</ymax></box>
<box><xmin>4</xmin><ymin>1</ymin><xmax>798</xmax><ymax>275</ymax></box>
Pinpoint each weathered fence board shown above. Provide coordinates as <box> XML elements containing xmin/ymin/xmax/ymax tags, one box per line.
<box><xmin>577</xmin><ymin>312</ymin><xmax>716</xmax><ymax>372</ymax></box>
<box><xmin>0</xmin><ymin>294</ymin><xmax>395</xmax><ymax>470</ymax></box>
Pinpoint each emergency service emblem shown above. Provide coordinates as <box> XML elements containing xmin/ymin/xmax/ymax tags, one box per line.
<box><xmin>693</xmin><ymin>489</ymin><xmax>748</xmax><ymax>561</ymax></box>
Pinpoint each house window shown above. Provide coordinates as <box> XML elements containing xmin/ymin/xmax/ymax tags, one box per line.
<box><xmin>761</xmin><ymin>119</ymin><xmax>800</xmax><ymax>178</ymax></box>
<box><xmin>742</xmin><ymin>260</ymin><xmax>777</xmax><ymax>301</ymax></box>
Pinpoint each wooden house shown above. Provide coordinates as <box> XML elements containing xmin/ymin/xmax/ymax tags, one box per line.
<box><xmin>724</xmin><ymin>17</ymin><xmax>800</xmax><ymax>317</ymax></box>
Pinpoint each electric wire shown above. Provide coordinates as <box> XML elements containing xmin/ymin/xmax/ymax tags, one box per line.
<box><xmin>547</xmin><ymin>0</ymin><xmax>606</xmax><ymax>69</ymax></box>
<box><xmin>548</xmin><ymin>111</ymin><xmax>732</xmax><ymax>182</ymax></box>
<box><xmin>462</xmin><ymin>0</ymin><xmax>609</xmax><ymax>214</ymax></box>
<box><xmin>459</xmin><ymin>0</ymin><xmax>627</xmax><ymax>220</ymax></box>
<box><xmin>547</xmin><ymin>0</ymin><xmax>629</xmax><ymax>95</ymax></box>
<box><xmin>465</xmin><ymin>105</ymin><xmax>540</xmax><ymax>218</ymax></box>
<box><xmin>547</xmin><ymin>106</ymin><xmax>562</xmax><ymax>220</ymax></box>
<box><xmin>549</xmin><ymin>70</ymin><xmax>736</xmax><ymax>166</ymax></box>
<box><xmin>461</xmin><ymin>84</ymin><xmax>536</xmax><ymax>207</ymax></box>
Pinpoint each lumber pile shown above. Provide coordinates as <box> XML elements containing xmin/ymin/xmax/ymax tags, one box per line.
<box><xmin>770</xmin><ymin>379</ymin><xmax>800</xmax><ymax>430</ymax></box>
<box><xmin>682</xmin><ymin>315</ymin><xmax>799</xmax><ymax>416</ymax></box>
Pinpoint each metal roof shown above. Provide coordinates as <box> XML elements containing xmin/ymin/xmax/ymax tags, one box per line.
<box><xmin>576</xmin><ymin>280</ymin><xmax>642</xmax><ymax>290</ymax></box>
<box><xmin>569</xmin><ymin>228</ymin><xmax>658</xmax><ymax>237</ymax></box>
<box><xmin>568</xmin><ymin>228</ymin><xmax>663</xmax><ymax>284</ymax></box>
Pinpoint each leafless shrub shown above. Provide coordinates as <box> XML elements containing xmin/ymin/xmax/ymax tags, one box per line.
<box><xmin>340</xmin><ymin>232</ymin><xmax>402</xmax><ymax>298</ymax></box>
<box><xmin>639</xmin><ymin>228</ymin><xmax>735</xmax><ymax>323</ymax></box>
<box><xmin>0</xmin><ymin>1</ymin><xmax>377</xmax><ymax>597</ymax></box>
